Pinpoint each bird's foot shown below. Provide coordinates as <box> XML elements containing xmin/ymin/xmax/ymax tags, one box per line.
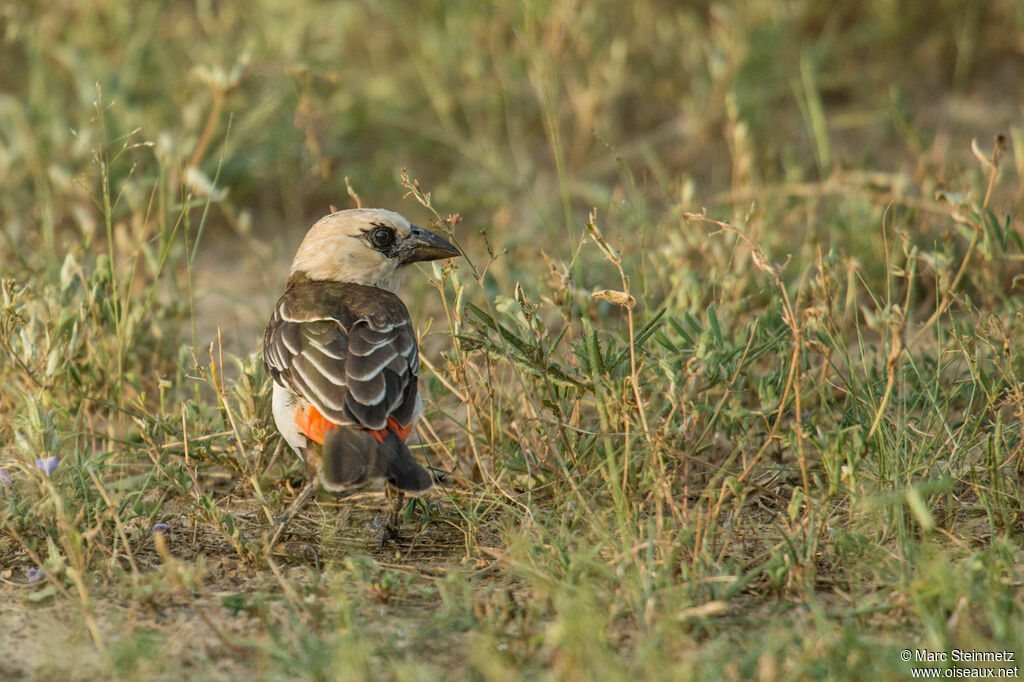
<box><xmin>379</xmin><ymin>488</ymin><xmax>406</xmax><ymax>549</ymax></box>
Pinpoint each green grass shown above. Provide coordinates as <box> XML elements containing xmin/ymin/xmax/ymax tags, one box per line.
<box><xmin>2</xmin><ymin>1</ymin><xmax>1024</xmax><ymax>680</ymax></box>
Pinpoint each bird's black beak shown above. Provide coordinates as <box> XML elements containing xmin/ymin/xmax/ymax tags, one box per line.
<box><xmin>396</xmin><ymin>225</ymin><xmax>461</xmax><ymax>264</ymax></box>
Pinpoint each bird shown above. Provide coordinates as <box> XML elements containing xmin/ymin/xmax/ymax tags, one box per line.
<box><xmin>262</xmin><ymin>208</ymin><xmax>460</xmax><ymax>546</ymax></box>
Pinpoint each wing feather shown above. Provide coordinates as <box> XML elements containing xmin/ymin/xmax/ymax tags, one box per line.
<box><xmin>262</xmin><ymin>281</ymin><xmax>420</xmax><ymax>433</ymax></box>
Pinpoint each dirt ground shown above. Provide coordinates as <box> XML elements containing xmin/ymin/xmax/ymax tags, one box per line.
<box><xmin>1</xmin><ymin>482</ymin><xmax>504</xmax><ymax>679</ymax></box>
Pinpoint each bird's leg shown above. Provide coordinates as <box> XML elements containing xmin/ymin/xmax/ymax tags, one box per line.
<box><xmin>266</xmin><ymin>469</ymin><xmax>319</xmax><ymax>550</ymax></box>
<box><xmin>380</xmin><ymin>486</ymin><xmax>406</xmax><ymax>548</ymax></box>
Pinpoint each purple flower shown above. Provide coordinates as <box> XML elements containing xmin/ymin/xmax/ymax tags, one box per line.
<box><xmin>35</xmin><ymin>456</ymin><xmax>58</xmax><ymax>477</ymax></box>
<box><xmin>26</xmin><ymin>567</ymin><xmax>44</xmax><ymax>584</ymax></box>
<box><xmin>152</xmin><ymin>523</ymin><xmax>170</xmax><ymax>534</ymax></box>
<box><xmin>0</xmin><ymin>468</ymin><xmax>10</xmax><ymax>487</ymax></box>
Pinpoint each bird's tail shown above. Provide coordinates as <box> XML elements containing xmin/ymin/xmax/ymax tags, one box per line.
<box><xmin>320</xmin><ymin>427</ymin><xmax>433</xmax><ymax>494</ymax></box>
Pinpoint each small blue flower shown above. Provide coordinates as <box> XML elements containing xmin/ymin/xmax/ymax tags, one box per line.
<box><xmin>35</xmin><ymin>456</ymin><xmax>58</xmax><ymax>477</ymax></box>
<box><xmin>26</xmin><ymin>567</ymin><xmax>44</xmax><ymax>584</ymax></box>
<box><xmin>0</xmin><ymin>468</ymin><xmax>10</xmax><ymax>487</ymax></box>
<box><xmin>152</xmin><ymin>523</ymin><xmax>170</xmax><ymax>534</ymax></box>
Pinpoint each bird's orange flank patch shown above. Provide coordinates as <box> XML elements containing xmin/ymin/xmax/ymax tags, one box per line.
<box><xmin>295</xmin><ymin>406</ymin><xmax>412</xmax><ymax>445</ymax></box>
<box><xmin>369</xmin><ymin>417</ymin><xmax>414</xmax><ymax>443</ymax></box>
<box><xmin>294</xmin><ymin>405</ymin><xmax>337</xmax><ymax>445</ymax></box>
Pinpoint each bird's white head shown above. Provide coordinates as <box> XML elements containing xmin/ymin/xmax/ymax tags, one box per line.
<box><xmin>288</xmin><ymin>208</ymin><xmax>460</xmax><ymax>293</ymax></box>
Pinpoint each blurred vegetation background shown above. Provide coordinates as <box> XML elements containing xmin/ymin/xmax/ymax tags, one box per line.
<box><xmin>1</xmin><ymin>1</ymin><xmax>1023</xmax><ymax>679</ymax></box>
<box><xmin>4</xmin><ymin>1</ymin><xmax>1020</xmax><ymax>290</ymax></box>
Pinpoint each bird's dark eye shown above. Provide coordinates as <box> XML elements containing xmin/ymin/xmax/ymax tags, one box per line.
<box><xmin>369</xmin><ymin>227</ymin><xmax>395</xmax><ymax>249</ymax></box>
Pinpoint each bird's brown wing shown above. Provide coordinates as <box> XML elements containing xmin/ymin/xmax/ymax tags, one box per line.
<box><xmin>263</xmin><ymin>281</ymin><xmax>420</xmax><ymax>432</ymax></box>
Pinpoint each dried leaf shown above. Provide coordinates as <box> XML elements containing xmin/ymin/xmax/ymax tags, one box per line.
<box><xmin>591</xmin><ymin>289</ymin><xmax>636</xmax><ymax>309</ymax></box>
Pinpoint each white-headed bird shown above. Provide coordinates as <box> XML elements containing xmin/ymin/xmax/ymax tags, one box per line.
<box><xmin>262</xmin><ymin>208</ymin><xmax>459</xmax><ymax>544</ymax></box>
